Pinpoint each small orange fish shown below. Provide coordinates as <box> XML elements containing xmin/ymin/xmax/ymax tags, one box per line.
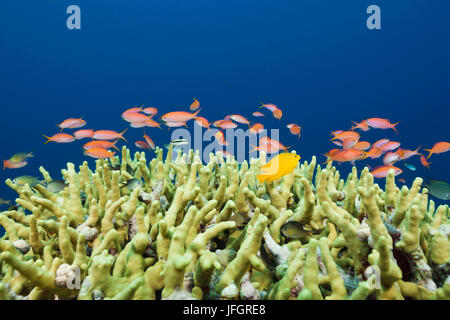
<box><xmin>229</xmin><ymin>114</ymin><xmax>251</xmax><ymax>126</ymax></box>
<box><xmin>365</xmin><ymin>118</ymin><xmax>400</xmax><ymax>134</ymax></box>
<box><xmin>142</xmin><ymin>107</ymin><xmax>158</xmax><ymax>116</ymax></box>
<box><xmin>395</xmin><ymin>146</ymin><xmax>421</xmax><ymax>160</ymax></box>
<box><xmin>57</xmin><ymin>117</ymin><xmax>86</xmax><ymax>130</ymax></box>
<box><xmin>3</xmin><ymin>160</ymin><xmax>28</xmax><ymax>170</ymax></box>
<box><xmin>144</xmin><ymin>119</ymin><xmax>162</xmax><ymax>129</ymax></box>
<box><xmin>260</xmin><ymin>103</ymin><xmax>278</xmax><ymax>112</ymax></box>
<box><xmin>353</xmin><ymin>141</ymin><xmax>371</xmax><ymax>151</ymax></box>
<box><xmin>331</xmin><ymin>131</ymin><xmax>360</xmax><ymax>142</ymax></box>
<box><xmin>341</xmin><ymin>138</ymin><xmax>359</xmax><ymax>150</ymax></box>
<box><xmin>83</xmin><ymin>140</ymin><xmax>120</xmax><ymax>151</ymax></box>
<box><xmin>214</xmin><ymin>130</ymin><xmax>228</xmax><ymax>146</ymax></box>
<box><xmin>383</xmin><ymin>152</ymin><xmax>400</xmax><ymax>165</ymax></box>
<box><xmin>325</xmin><ymin>149</ymin><xmax>366</xmax><ymax>162</ymax></box>
<box><xmin>74</xmin><ymin>129</ymin><xmax>95</xmax><ymax>140</ymax></box>
<box><xmin>122</xmin><ymin>112</ymin><xmax>151</xmax><ymax>123</ymax></box>
<box><xmin>424</xmin><ymin>141</ymin><xmax>450</xmax><ymax>159</ymax></box>
<box><xmin>194</xmin><ymin>116</ymin><xmax>210</xmax><ymax>129</ymax></box>
<box><xmin>135</xmin><ymin>140</ymin><xmax>151</xmax><ymax>150</ymax></box>
<box><xmin>371</xmin><ymin>165</ymin><xmax>403</xmax><ymax>178</ymax></box>
<box><xmin>272</xmin><ymin>108</ymin><xmax>282</xmax><ymax>119</ymax></box>
<box><xmin>372</xmin><ymin>139</ymin><xmax>390</xmax><ymax>148</ymax></box>
<box><xmin>161</xmin><ymin>110</ymin><xmax>200</xmax><ymax>123</ymax></box>
<box><xmin>93</xmin><ymin>129</ymin><xmax>127</xmax><ymax>142</ymax></box>
<box><xmin>365</xmin><ymin>147</ymin><xmax>384</xmax><ymax>159</ymax></box>
<box><xmin>351</xmin><ymin>121</ymin><xmax>370</xmax><ymax>132</ymax></box>
<box><xmin>398</xmin><ymin>178</ymin><xmax>406</xmax><ymax>183</ymax></box>
<box><xmin>380</xmin><ymin>141</ymin><xmax>400</xmax><ymax>152</ymax></box>
<box><xmin>252</xmin><ymin>111</ymin><xmax>264</xmax><ymax>117</ymax></box>
<box><xmin>214</xmin><ymin>120</ymin><xmax>237</xmax><ymax>129</ymax></box>
<box><xmin>250</xmin><ymin>144</ymin><xmax>285</xmax><ymax>154</ymax></box>
<box><xmin>419</xmin><ymin>155</ymin><xmax>431</xmax><ymax>169</ymax></box>
<box><xmin>189</xmin><ymin>98</ymin><xmax>200</xmax><ymax>111</ymax></box>
<box><xmin>83</xmin><ymin>148</ymin><xmax>115</xmax><ymax>159</ymax></box>
<box><xmin>43</xmin><ymin>133</ymin><xmax>75</xmax><ymax>144</ymax></box>
<box><xmin>330</xmin><ymin>130</ymin><xmax>344</xmax><ymax>137</ymax></box>
<box><xmin>287</xmin><ymin>124</ymin><xmax>301</xmax><ymax>139</ymax></box>
<box><xmin>250</xmin><ymin>123</ymin><xmax>264</xmax><ymax>134</ymax></box>
<box><xmin>260</xmin><ymin>138</ymin><xmax>290</xmax><ymax>152</ymax></box>
<box><xmin>143</xmin><ymin>133</ymin><xmax>155</xmax><ymax>150</ymax></box>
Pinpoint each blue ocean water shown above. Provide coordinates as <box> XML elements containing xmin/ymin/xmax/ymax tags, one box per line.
<box><xmin>0</xmin><ymin>0</ymin><xmax>449</xmax><ymax>207</ymax></box>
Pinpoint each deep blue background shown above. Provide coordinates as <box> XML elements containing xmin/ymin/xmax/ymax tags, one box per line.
<box><xmin>0</xmin><ymin>0</ymin><xmax>449</xmax><ymax>206</ymax></box>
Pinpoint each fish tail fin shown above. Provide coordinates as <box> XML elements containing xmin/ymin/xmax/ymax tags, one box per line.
<box><xmin>27</xmin><ymin>152</ymin><xmax>34</xmax><ymax>158</ymax></box>
<box><xmin>249</xmin><ymin>144</ymin><xmax>259</xmax><ymax>153</ymax></box>
<box><xmin>111</xmin><ymin>140</ymin><xmax>120</xmax><ymax>151</ymax></box>
<box><xmin>193</xmin><ymin>109</ymin><xmax>201</xmax><ymax>117</ymax></box>
<box><xmin>424</xmin><ymin>149</ymin><xmax>433</xmax><ymax>159</ymax></box>
<box><xmin>392</xmin><ymin>121</ymin><xmax>400</xmax><ymax>134</ymax></box>
<box><xmin>119</xmin><ymin>128</ymin><xmax>128</xmax><ymax>142</ymax></box>
<box><xmin>42</xmin><ymin>135</ymin><xmax>51</xmax><ymax>144</ymax></box>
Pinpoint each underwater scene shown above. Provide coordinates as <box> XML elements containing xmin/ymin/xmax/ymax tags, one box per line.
<box><xmin>0</xmin><ymin>1</ymin><xmax>449</xmax><ymax>301</ymax></box>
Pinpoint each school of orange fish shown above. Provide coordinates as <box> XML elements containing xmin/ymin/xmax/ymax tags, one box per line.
<box><xmin>3</xmin><ymin>100</ymin><xmax>450</xmax><ymax>183</ymax></box>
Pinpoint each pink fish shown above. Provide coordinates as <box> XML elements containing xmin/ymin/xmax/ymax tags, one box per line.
<box><xmin>252</xmin><ymin>111</ymin><xmax>264</xmax><ymax>117</ymax></box>
<box><xmin>365</xmin><ymin>118</ymin><xmax>400</xmax><ymax>134</ymax></box>
<box><xmin>74</xmin><ymin>129</ymin><xmax>95</xmax><ymax>140</ymax></box>
<box><xmin>43</xmin><ymin>133</ymin><xmax>75</xmax><ymax>144</ymax></box>
<box><xmin>93</xmin><ymin>129</ymin><xmax>127</xmax><ymax>142</ymax></box>
<box><xmin>57</xmin><ymin>117</ymin><xmax>86</xmax><ymax>130</ymax></box>
<box><xmin>3</xmin><ymin>160</ymin><xmax>28</xmax><ymax>170</ymax></box>
<box><xmin>142</xmin><ymin>107</ymin><xmax>158</xmax><ymax>116</ymax></box>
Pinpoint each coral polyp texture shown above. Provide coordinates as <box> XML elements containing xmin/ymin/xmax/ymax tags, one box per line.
<box><xmin>0</xmin><ymin>146</ymin><xmax>449</xmax><ymax>300</ymax></box>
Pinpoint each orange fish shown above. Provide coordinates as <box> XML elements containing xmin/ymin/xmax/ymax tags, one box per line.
<box><xmin>57</xmin><ymin>117</ymin><xmax>86</xmax><ymax>130</ymax></box>
<box><xmin>395</xmin><ymin>146</ymin><xmax>421</xmax><ymax>160</ymax></box>
<box><xmin>250</xmin><ymin>144</ymin><xmax>285</xmax><ymax>154</ymax></box>
<box><xmin>331</xmin><ymin>131</ymin><xmax>360</xmax><ymax>142</ymax></box>
<box><xmin>351</xmin><ymin>121</ymin><xmax>370</xmax><ymax>132</ymax></box>
<box><xmin>252</xmin><ymin>111</ymin><xmax>264</xmax><ymax>117</ymax></box>
<box><xmin>383</xmin><ymin>152</ymin><xmax>400</xmax><ymax>165</ymax></box>
<box><xmin>189</xmin><ymin>98</ymin><xmax>200</xmax><ymax>111</ymax></box>
<box><xmin>325</xmin><ymin>149</ymin><xmax>366</xmax><ymax>162</ymax></box>
<box><xmin>144</xmin><ymin>119</ymin><xmax>162</xmax><ymax>129</ymax></box>
<box><xmin>250</xmin><ymin>123</ymin><xmax>264</xmax><ymax>134</ymax></box>
<box><xmin>143</xmin><ymin>133</ymin><xmax>155</xmax><ymax>150</ymax></box>
<box><xmin>260</xmin><ymin>103</ymin><xmax>278</xmax><ymax>112</ymax></box>
<box><xmin>93</xmin><ymin>129</ymin><xmax>127</xmax><ymax>142</ymax></box>
<box><xmin>83</xmin><ymin>147</ymin><xmax>115</xmax><ymax>159</ymax></box>
<box><xmin>398</xmin><ymin>178</ymin><xmax>406</xmax><ymax>183</ymax></box>
<box><xmin>122</xmin><ymin>112</ymin><xmax>151</xmax><ymax>123</ymax></box>
<box><xmin>419</xmin><ymin>155</ymin><xmax>431</xmax><ymax>169</ymax></box>
<box><xmin>341</xmin><ymin>138</ymin><xmax>359</xmax><ymax>150</ymax></box>
<box><xmin>272</xmin><ymin>108</ymin><xmax>282</xmax><ymax>119</ymax></box>
<box><xmin>372</xmin><ymin>139</ymin><xmax>390</xmax><ymax>148</ymax></box>
<box><xmin>287</xmin><ymin>124</ymin><xmax>301</xmax><ymax>138</ymax></box>
<box><xmin>3</xmin><ymin>160</ymin><xmax>28</xmax><ymax>170</ymax></box>
<box><xmin>229</xmin><ymin>114</ymin><xmax>251</xmax><ymax>126</ymax></box>
<box><xmin>331</xmin><ymin>140</ymin><xmax>343</xmax><ymax>147</ymax></box>
<box><xmin>424</xmin><ymin>141</ymin><xmax>450</xmax><ymax>159</ymax></box>
<box><xmin>380</xmin><ymin>141</ymin><xmax>400</xmax><ymax>152</ymax></box>
<box><xmin>142</xmin><ymin>107</ymin><xmax>158</xmax><ymax>116</ymax></box>
<box><xmin>365</xmin><ymin>118</ymin><xmax>400</xmax><ymax>134</ymax></box>
<box><xmin>161</xmin><ymin>110</ymin><xmax>200</xmax><ymax>123</ymax></box>
<box><xmin>213</xmin><ymin>119</ymin><xmax>237</xmax><ymax>129</ymax></box>
<box><xmin>370</xmin><ymin>165</ymin><xmax>403</xmax><ymax>178</ymax></box>
<box><xmin>353</xmin><ymin>141</ymin><xmax>371</xmax><ymax>151</ymax></box>
<box><xmin>83</xmin><ymin>140</ymin><xmax>120</xmax><ymax>151</ymax></box>
<box><xmin>214</xmin><ymin>130</ymin><xmax>228</xmax><ymax>146</ymax></box>
<box><xmin>74</xmin><ymin>129</ymin><xmax>95</xmax><ymax>140</ymax></box>
<box><xmin>43</xmin><ymin>133</ymin><xmax>75</xmax><ymax>144</ymax></box>
<box><xmin>135</xmin><ymin>140</ymin><xmax>151</xmax><ymax>150</ymax></box>
<box><xmin>330</xmin><ymin>130</ymin><xmax>344</xmax><ymax>137</ymax></box>
<box><xmin>365</xmin><ymin>147</ymin><xmax>384</xmax><ymax>159</ymax></box>
<box><xmin>260</xmin><ymin>137</ymin><xmax>290</xmax><ymax>151</ymax></box>
<box><xmin>194</xmin><ymin>116</ymin><xmax>210</xmax><ymax>129</ymax></box>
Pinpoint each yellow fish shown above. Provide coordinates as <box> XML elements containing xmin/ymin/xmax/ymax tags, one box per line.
<box><xmin>257</xmin><ymin>152</ymin><xmax>301</xmax><ymax>183</ymax></box>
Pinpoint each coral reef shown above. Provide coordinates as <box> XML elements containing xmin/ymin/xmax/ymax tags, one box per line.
<box><xmin>0</xmin><ymin>146</ymin><xmax>449</xmax><ymax>300</ymax></box>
